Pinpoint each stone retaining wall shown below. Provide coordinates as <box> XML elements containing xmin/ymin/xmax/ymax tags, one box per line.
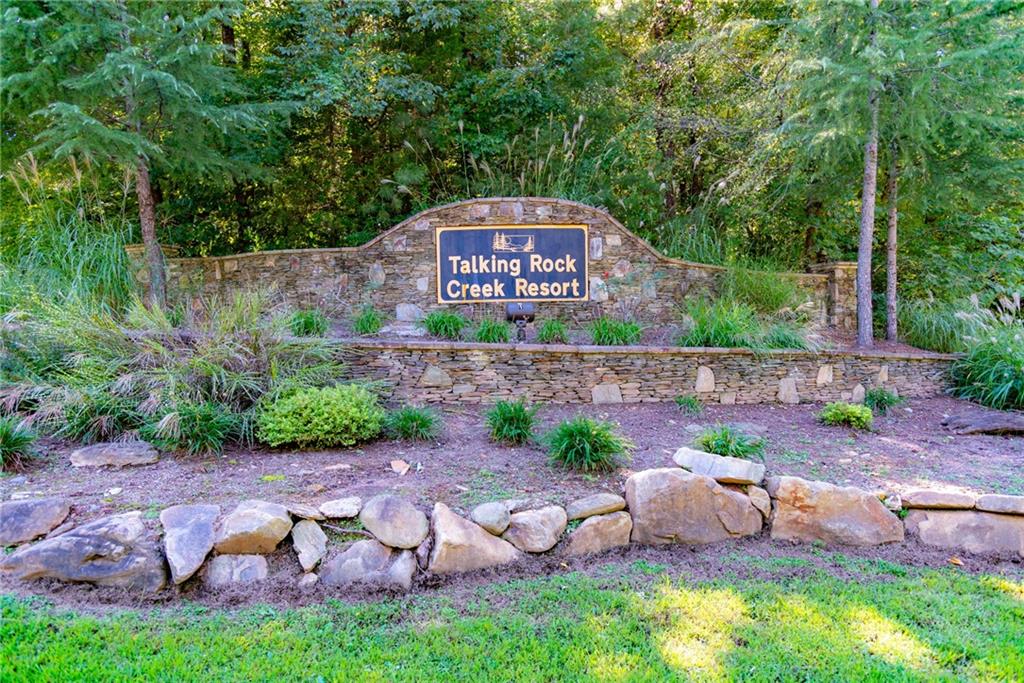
<box><xmin>149</xmin><ymin>198</ymin><xmax>857</xmax><ymax>328</ymax></box>
<box><xmin>346</xmin><ymin>339</ymin><xmax>957</xmax><ymax>405</ymax></box>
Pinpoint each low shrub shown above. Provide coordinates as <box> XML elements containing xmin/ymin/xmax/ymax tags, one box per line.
<box><xmin>141</xmin><ymin>401</ymin><xmax>241</xmax><ymax>456</ymax></box>
<box><xmin>544</xmin><ymin>415</ymin><xmax>633</xmax><ymax>472</ymax></box>
<box><xmin>590</xmin><ymin>317</ymin><xmax>643</xmax><ymax>346</ymax></box>
<box><xmin>0</xmin><ymin>415</ymin><xmax>37</xmax><ymax>470</ymax></box>
<box><xmin>257</xmin><ymin>384</ymin><xmax>385</xmax><ymax>448</ymax></box>
<box><xmin>674</xmin><ymin>395</ymin><xmax>703</xmax><ymax>416</ymax></box>
<box><xmin>951</xmin><ymin>324</ymin><xmax>1024</xmax><ymax>410</ymax></box>
<box><xmin>817</xmin><ymin>402</ymin><xmax>874</xmax><ymax>430</ymax></box>
<box><xmin>864</xmin><ymin>388</ymin><xmax>904</xmax><ymax>415</ymax></box>
<box><xmin>536</xmin><ymin>319</ymin><xmax>569</xmax><ymax>344</ymax></box>
<box><xmin>289</xmin><ymin>309</ymin><xmax>329</xmax><ymax>337</ymax></box>
<box><xmin>384</xmin><ymin>405</ymin><xmax>442</xmax><ymax>441</ymax></box>
<box><xmin>694</xmin><ymin>424</ymin><xmax>765</xmax><ymax>459</ymax></box>
<box><xmin>475</xmin><ymin>319</ymin><xmax>511</xmax><ymax>344</ymax></box>
<box><xmin>485</xmin><ymin>398</ymin><xmax>538</xmax><ymax>445</ymax></box>
<box><xmin>351</xmin><ymin>306</ymin><xmax>383</xmax><ymax>336</ymax></box>
<box><xmin>423</xmin><ymin>310</ymin><xmax>467</xmax><ymax>340</ymax></box>
<box><xmin>678</xmin><ymin>300</ymin><xmax>760</xmax><ymax>348</ymax></box>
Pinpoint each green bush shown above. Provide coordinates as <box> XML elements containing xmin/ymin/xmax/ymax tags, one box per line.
<box><xmin>589</xmin><ymin>317</ymin><xmax>643</xmax><ymax>345</ymax></box>
<box><xmin>817</xmin><ymin>402</ymin><xmax>874</xmax><ymax>430</ymax></box>
<box><xmin>141</xmin><ymin>402</ymin><xmax>240</xmax><ymax>456</ymax></box>
<box><xmin>289</xmin><ymin>309</ymin><xmax>329</xmax><ymax>337</ymax></box>
<box><xmin>474</xmin><ymin>319</ymin><xmax>511</xmax><ymax>343</ymax></box>
<box><xmin>674</xmin><ymin>395</ymin><xmax>703</xmax><ymax>416</ymax></box>
<box><xmin>694</xmin><ymin>424</ymin><xmax>766</xmax><ymax>459</ymax></box>
<box><xmin>351</xmin><ymin>306</ymin><xmax>383</xmax><ymax>336</ymax></box>
<box><xmin>0</xmin><ymin>415</ymin><xmax>37</xmax><ymax>470</ymax></box>
<box><xmin>536</xmin><ymin>318</ymin><xmax>569</xmax><ymax>344</ymax></box>
<box><xmin>423</xmin><ymin>310</ymin><xmax>468</xmax><ymax>340</ymax></box>
<box><xmin>951</xmin><ymin>324</ymin><xmax>1024</xmax><ymax>410</ymax></box>
<box><xmin>544</xmin><ymin>415</ymin><xmax>633</xmax><ymax>472</ymax></box>
<box><xmin>384</xmin><ymin>405</ymin><xmax>442</xmax><ymax>441</ymax></box>
<box><xmin>485</xmin><ymin>398</ymin><xmax>538</xmax><ymax>445</ymax></box>
<box><xmin>864</xmin><ymin>388</ymin><xmax>905</xmax><ymax>415</ymax></box>
<box><xmin>679</xmin><ymin>300</ymin><xmax>760</xmax><ymax>348</ymax></box>
<box><xmin>257</xmin><ymin>384</ymin><xmax>385</xmax><ymax>448</ymax></box>
<box><xmin>721</xmin><ymin>266</ymin><xmax>802</xmax><ymax>315</ymax></box>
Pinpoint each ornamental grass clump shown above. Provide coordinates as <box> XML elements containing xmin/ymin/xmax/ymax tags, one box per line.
<box><xmin>674</xmin><ymin>394</ymin><xmax>703</xmax><ymax>416</ymax></box>
<box><xmin>289</xmin><ymin>309</ymin><xmax>329</xmax><ymax>337</ymax></box>
<box><xmin>485</xmin><ymin>398</ymin><xmax>538</xmax><ymax>445</ymax></box>
<box><xmin>141</xmin><ymin>401</ymin><xmax>241</xmax><ymax>456</ymax></box>
<box><xmin>694</xmin><ymin>424</ymin><xmax>765</xmax><ymax>459</ymax></box>
<box><xmin>536</xmin><ymin>318</ymin><xmax>569</xmax><ymax>344</ymax></box>
<box><xmin>544</xmin><ymin>415</ymin><xmax>633</xmax><ymax>472</ymax></box>
<box><xmin>351</xmin><ymin>305</ymin><xmax>383</xmax><ymax>335</ymax></box>
<box><xmin>257</xmin><ymin>384</ymin><xmax>384</xmax><ymax>448</ymax></box>
<box><xmin>864</xmin><ymin>388</ymin><xmax>905</xmax><ymax>415</ymax></box>
<box><xmin>474</xmin><ymin>319</ymin><xmax>511</xmax><ymax>343</ymax></box>
<box><xmin>817</xmin><ymin>402</ymin><xmax>874</xmax><ymax>430</ymax></box>
<box><xmin>589</xmin><ymin>317</ymin><xmax>643</xmax><ymax>345</ymax></box>
<box><xmin>384</xmin><ymin>405</ymin><xmax>442</xmax><ymax>441</ymax></box>
<box><xmin>0</xmin><ymin>415</ymin><xmax>37</xmax><ymax>471</ymax></box>
<box><xmin>951</xmin><ymin>324</ymin><xmax>1024</xmax><ymax>410</ymax></box>
<box><xmin>423</xmin><ymin>310</ymin><xmax>468</xmax><ymax>340</ymax></box>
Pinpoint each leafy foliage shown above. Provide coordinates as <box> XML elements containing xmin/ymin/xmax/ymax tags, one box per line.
<box><xmin>951</xmin><ymin>324</ymin><xmax>1024</xmax><ymax>410</ymax></box>
<box><xmin>485</xmin><ymin>399</ymin><xmax>538</xmax><ymax>446</ymax></box>
<box><xmin>290</xmin><ymin>310</ymin><xmax>329</xmax><ymax>337</ymax></box>
<box><xmin>694</xmin><ymin>425</ymin><xmax>766</xmax><ymax>460</ymax></box>
<box><xmin>544</xmin><ymin>415</ymin><xmax>633</xmax><ymax>472</ymax></box>
<box><xmin>818</xmin><ymin>403</ymin><xmax>874</xmax><ymax>430</ymax></box>
<box><xmin>674</xmin><ymin>395</ymin><xmax>703</xmax><ymax>416</ymax></box>
<box><xmin>257</xmin><ymin>384</ymin><xmax>384</xmax><ymax>448</ymax></box>
<box><xmin>589</xmin><ymin>317</ymin><xmax>643</xmax><ymax>346</ymax></box>
<box><xmin>141</xmin><ymin>402</ymin><xmax>240</xmax><ymax>456</ymax></box>
<box><xmin>0</xmin><ymin>415</ymin><xmax>37</xmax><ymax>470</ymax></box>
<box><xmin>679</xmin><ymin>300</ymin><xmax>810</xmax><ymax>350</ymax></box>
<box><xmin>474</xmin><ymin>320</ymin><xmax>511</xmax><ymax>344</ymax></box>
<box><xmin>423</xmin><ymin>311</ymin><xmax>467</xmax><ymax>340</ymax></box>
<box><xmin>864</xmin><ymin>388</ymin><xmax>904</xmax><ymax>415</ymax></box>
<box><xmin>535</xmin><ymin>319</ymin><xmax>569</xmax><ymax>344</ymax></box>
<box><xmin>384</xmin><ymin>405</ymin><xmax>442</xmax><ymax>442</ymax></box>
<box><xmin>351</xmin><ymin>306</ymin><xmax>383</xmax><ymax>336</ymax></box>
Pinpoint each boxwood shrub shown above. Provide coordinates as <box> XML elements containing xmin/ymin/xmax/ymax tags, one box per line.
<box><xmin>257</xmin><ymin>384</ymin><xmax>384</xmax><ymax>448</ymax></box>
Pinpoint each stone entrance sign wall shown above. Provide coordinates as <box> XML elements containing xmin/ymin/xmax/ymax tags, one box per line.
<box><xmin>156</xmin><ymin>197</ymin><xmax>857</xmax><ymax>328</ymax></box>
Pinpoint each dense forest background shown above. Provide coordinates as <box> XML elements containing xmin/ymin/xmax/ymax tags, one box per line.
<box><xmin>1</xmin><ymin>0</ymin><xmax>1021</xmax><ymax>318</ymax></box>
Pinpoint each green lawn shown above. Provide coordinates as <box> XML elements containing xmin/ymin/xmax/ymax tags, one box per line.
<box><xmin>3</xmin><ymin>558</ymin><xmax>1022</xmax><ymax>682</ymax></box>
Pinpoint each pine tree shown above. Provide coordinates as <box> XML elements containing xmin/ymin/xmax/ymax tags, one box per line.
<box><xmin>1</xmin><ymin>0</ymin><xmax>276</xmax><ymax>307</ymax></box>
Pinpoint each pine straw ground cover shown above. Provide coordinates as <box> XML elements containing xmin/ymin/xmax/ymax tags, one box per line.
<box><xmin>3</xmin><ymin>557</ymin><xmax>1022</xmax><ymax>682</ymax></box>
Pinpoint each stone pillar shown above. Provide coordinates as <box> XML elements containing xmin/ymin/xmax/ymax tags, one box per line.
<box><xmin>808</xmin><ymin>262</ymin><xmax>857</xmax><ymax>331</ymax></box>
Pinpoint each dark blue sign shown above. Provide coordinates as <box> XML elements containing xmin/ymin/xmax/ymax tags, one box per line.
<box><xmin>435</xmin><ymin>225</ymin><xmax>589</xmax><ymax>303</ymax></box>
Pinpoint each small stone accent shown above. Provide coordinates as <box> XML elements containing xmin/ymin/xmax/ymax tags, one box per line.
<box><xmin>286</xmin><ymin>503</ymin><xmax>325</xmax><ymax>521</ymax></box>
<box><xmin>292</xmin><ymin>520</ymin><xmax>328</xmax><ymax>571</ymax></box>
<box><xmin>591</xmin><ymin>383</ymin><xmax>623</xmax><ymax>404</ymax></box>
<box><xmin>590</xmin><ymin>236</ymin><xmax>603</xmax><ymax>260</ymax></box>
<box><xmin>695</xmin><ymin>366</ymin><xmax>715</xmax><ymax>393</ymax></box>
<box><xmin>419</xmin><ymin>365</ymin><xmax>453</xmax><ymax>388</ymax></box>
<box><xmin>502</xmin><ymin>506</ymin><xmax>567</xmax><ymax>553</ymax></box>
<box><xmin>565</xmin><ymin>512</ymin><xmax>632</xmax><ymax>556</ymax></box>
<box><xmin>565</xmin><ymin>493</ymin><xmax>626</xmax><ymax>521</ymax></box>
<box><xmin>70</xmin><ymin>441</ymin><xmax>158</xmax><ymax>468</ymax></box>
<box><xmin>747</xmin><ymin>486</ymin><xmax>771</xmax><ymax>518</ymax></box>
<box><xmin>672</xmin><ymin>447</ymin><xmax>765</xmax><ymax>485</ymax></box>
<box><xmin>368</xmin><ymin>262</ymin><xmax>385</xmax><ymax>286</ymax></box>
<box><xmin>0</xmin><ymin>498</ymin><xmax>70</xmax><ymax>546</ymax></box>
<box><xmin>777</xmin><ymin>377</ymin><xmax>799</xmax><ymax>404</ymax></box>
<box><xmin>203</xmin><ymin>555</ymin><xmax>268</xmax><ymax>587</ymax></box>
<box><xmin>297</xmin><ymin>572</ymin><xmax>319</xmax><ymax>590</ymax></box>
<box><xmin>816</xmin><ymin>365</ymin><xmax>833</xmax><ymax>385</ymax></box>
<box><xmin>470</xmin><ymin>502</ymin><xmax>510</xmax><ymax>535</ymax></box>
<box><xmin>975</xmin><ymin>494</ymin><xmax>1024</xmax><ymax>515</ymax></box>
<box><xmin>160</xmin><ymin>504</ymin><xmax>219</xmax><ymax>585</ymax></box>
<box><xmin>319</xmin><ymin>497</ymin><xmax>362</xmax><ymax>519</ymax></box>
<box><xmin>396</xmin><ymin>303</ymin><xmax>424</xmax><ymax>322</ymax></box>
<box><xmin>359</xmin><ymin>495</ymin><xmax>429</xmax><ymax>549</ymax></box>
<box><xmin>851</xmin><ymin>384</ymin><xmax>866</xmax><ymax>404</ymax></box>
<box><xmin>903</xmin><ymin>490</ymin><xmax>977</xmax><ymax>510</ymax></box>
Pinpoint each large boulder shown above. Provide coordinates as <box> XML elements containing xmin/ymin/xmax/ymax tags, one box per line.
<box><xmin>565</xmin><ymin>493</ymin><xmax>626</xmax><ymax>521</ymax></box>
<box><xmin>626</xmin><ymin>468</ymin><xmax>762</xmax><ymax>545</ymax></box>
<box><xmin>905</xmin><ymin>509</ymin><xmax>1024</xmax><ymax>557</ymax></box>
<box><xmin>502</xmin><ymin>506</ymin><xmax>567</xmax><ymax>553</ymax></box>
<box><xmin>565</xmin><ymin>512</ymin><xmax>632</xmax><ymax>556</ymax></box>
<box><xmin>672</xmin><ymin>447</ymin><xmax>765</xmax><ymax>485</ymax></box>
<box><xmin>766</xmin><ymin>476</ymin><xmax>904</xmax><ymax>546</ymax></box>
<box><xmin>70</xmin><ymin>441</ymin><xmax>158</xmax><ymax>468</ymax></box>
<box><xmin>428</xmin><ymin>503</ymin><xmax>521</xmax><ymax>574</ymax></box>
<box><xmin>203</xmin><ymin>554</ymin><xmax>268</xmax><ymax>588</ymax></box>
<box><xmin>359</xmin><ymin>495</ymin><xmax>429</xmax><ymax>549</ymax></box>
<box><xmin>320</xmin><ymin>539</ymin><xmax>416</xmax><ymax>591</ymax></box>
<box><xmin>292</xmin><ymin>520</ymin><xmax>328</xmax><ymax>571</ymax></box>
<box><xmin>214</xmin><ymin>500</ymin><xmax>293</xmax><ymax>554</ymax></box>
<box><xmin>0</xmin><ymin>498</ymin><xmax>70</xmax><ymax>546</ymax></box>
<box><xmin>160</xmin><ymin>504</ymin><xmax>220</xmax><ymax>584</ymax></box>
<box><xmin>0</xmin><ymin>512</ymin><xmax>165</xmax><ymax>591</ymax></box>
<box><xmin>470</xmin><ymin>501</ymin><xmax>511</xmax><ymax>535</ymax></box>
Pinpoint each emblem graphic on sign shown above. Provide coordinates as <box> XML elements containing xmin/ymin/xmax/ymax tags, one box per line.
<box><xmin>436</xmin><ymin>224</ymin><xmax>589</xmax><ymax>303</ymax></box>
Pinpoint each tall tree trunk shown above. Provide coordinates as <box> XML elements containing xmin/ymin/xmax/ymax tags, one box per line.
<box><xmin>135</xmin><ymin>158</ymin><xmax>166</xmax><ymax>309</ymax></box>
<box><xmin>855</xmin><ymin>0</ymin><xmax>881</xmax><ymax>348</ymax></box>
<box><xmin>221</xmin><ymin>22</ymin><xmax>236</xmax><ymax>65</ymax></box>
<box><xmin>884</xmin><ymin>147</ymin><xmax>899</xmax><ymax>341</ymax></box>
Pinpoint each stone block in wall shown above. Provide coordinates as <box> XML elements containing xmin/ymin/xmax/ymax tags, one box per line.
<box><xmin>590</xmin><ymin>237</ymin><xmax>603</xmax><ymax>260</ymax></box>
<box><xmin>777</xmin><ymin>377</ymin><xmax>799</xmax><ymax>404</ymax></box>
<box><xmin>695</xmin><ymin>366</ymin><xmax>715</xmax><ymax>393</ymax></box>
<box><xmin>605</xmin><ymin>234</ymin><xmax>621</xmax><ymax>247</ymax></box>
<box><xmin>905</xmin><ymin>509</ymin><xmax>1024</xmax><ymax>557</ymax></box>
<box><xmin>591</xmin><ymin>383</ymin><xmax>623</xmax><ymax>404</ymax></box>
<box><xmin>816</xmin><ymin>365</ymin><xmax>833</xmax><ymax>385</ymax></box>
<box><xmin>369</xmin><ymin>262</ymin><xmax>385</xmax><ymax>286</ymax></box>
<box><xmin>590</xmin><ymin>277</ymin><xmax>609</xmax><ymax>302</ymax></box>
<box><xmin>419</xmin><ymin>365</ymin><xmax>452</xmax><ymax>388</ymax></box>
